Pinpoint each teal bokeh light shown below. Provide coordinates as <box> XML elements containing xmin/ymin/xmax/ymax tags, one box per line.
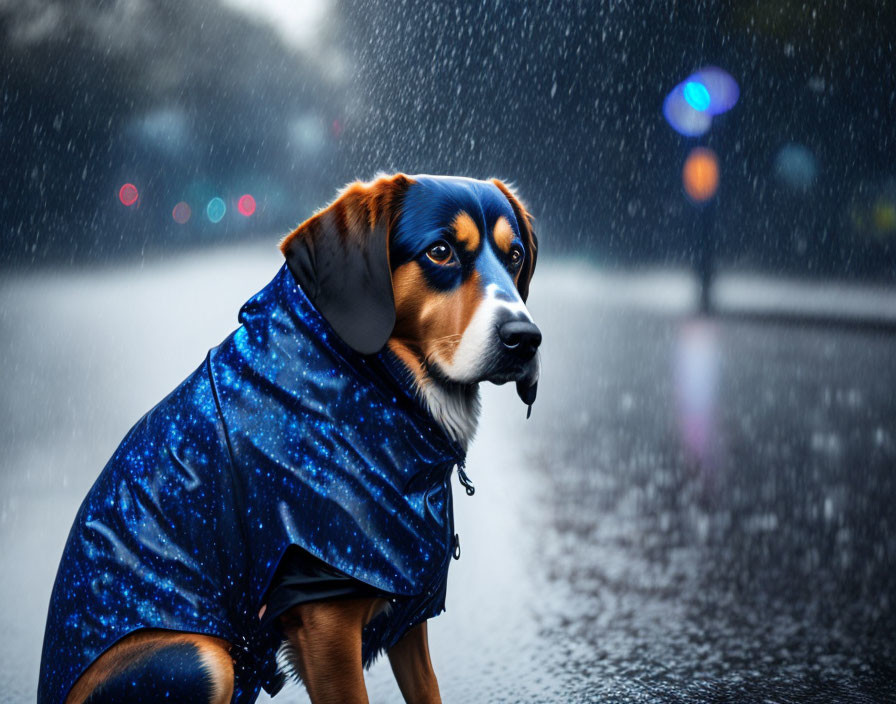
<box><xmin>683</xmin><ymin>81</ymin><xmax>711</xmax><ymax>111</ymax></box>
<box><xmin>207</xmin><ymin>197</ymin><xmax>226</xmax><ymax>223</ymax></box>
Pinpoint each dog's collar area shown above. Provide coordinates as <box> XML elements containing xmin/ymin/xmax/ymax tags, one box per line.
<box><xmin>381</xmin><ymin>341</ymin><xmax>482</xmax><ymax>452</ymax></box>
<box><xmin>376</xmin><ymin>345</ymin><xmax>469</xmax><ymax>457</ymax></box>
<box><xmin>377</xmin><ymin>345</ymin><xmax>477</xmax><ymax>498</ymax></box>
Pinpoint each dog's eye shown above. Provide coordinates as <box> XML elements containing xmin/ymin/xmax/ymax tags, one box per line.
<box><xmin>509</xmin><ymin>245</ymin><xmax>524</xmax><ymax>269</ymax></box>
<box><xmin>426</xmin><ymin>241</ymin><xmax>456</xmax><ymax>266</ymax></box>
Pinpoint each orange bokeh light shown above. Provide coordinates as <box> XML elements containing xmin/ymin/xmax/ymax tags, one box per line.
<box><xmin>682</xmin><ymin>147</ymin><xmax>719</xmax><ymax>202</ymax></box>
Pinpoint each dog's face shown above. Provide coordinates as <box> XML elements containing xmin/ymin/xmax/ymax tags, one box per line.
<box><xmin>388</xmin><ymin>176</ymin><xmax>540</xmax><ymax>393</ymax></box>
<box><xmin>279</xmin><ymin>173</ymin><xmax>540</xmax><ymax>417</ymax></box>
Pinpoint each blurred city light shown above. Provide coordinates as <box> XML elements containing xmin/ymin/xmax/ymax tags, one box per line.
<box><xmin>118</xmin><ymin>183</ymin><xmax>139</xmax><ymax>207</ymax></box>
<box><xmin>774</xmin><ymin>143</ymin><xmax>818</xmax><ymax>192</ymax></box>
<box><xmin>850</xmin><ymin>184</ymin><xmax>896</xmax><ymax>243</ymax></box>
<box><xmin>675</xmin><ymin>320</ymin><xmax>721</xmax><ymax>469</ymax></box>
<box><xmin>683</xmin><ymin>81</ymin><xmax>711</xmax><ymax>111</ymax></box>
<box><xmin>682</xmin><ymin>147</ymin><xmax>719</xmax><ymax>202</ymax></box>
<box><xmin>874</xmin><ymin>198</ymin><xmax>896</xmax><ymax>235</ymax></box>
<box><xmin>289</xmin><ymin>113</ymin><xmax>327</xmax><ymax>154</ymax></box>
<box><xmin>690</xmin><ymin>66</ymin><xmax>739</xmax><ymax>115</ymax></box>
<box><xmin>664</xmin><ymin>66</ymin><xmax>739</xmax><ymax>136</ymax></box>
<box><xmin>207</xmin><ymin>197</ymin><xmax>226</xmax><ymax>223</ymax></box>
<box><xmin>663</xmin><ymin>83</ymin><xmax>712</xmax><ymax>137</ymax></box>
<box><xmin>237</xmin><ymin>194</ymin><xmax>257</xmax><ymax>217</ymax></box>
<box><xmin>130</xmin><ymin>107</ymin><xmax>191</xmax><ymax>156</ymax></box>
<box><xmin>172</xmin><ymin>201</ymin><xmax>192</xmax><ymax>224</ymax></box>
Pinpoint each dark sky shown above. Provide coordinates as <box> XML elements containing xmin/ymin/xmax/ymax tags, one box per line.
<box><xmin>1</xmin><ymin>0</ymin><xmax>894</xmax><ymax>277</ymax></box>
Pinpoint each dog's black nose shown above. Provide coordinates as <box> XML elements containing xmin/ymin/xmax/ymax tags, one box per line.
<box><xmin>498</xmin><ymin>320</ymin><xmax>542</xmax><ymax>360</ymax></box>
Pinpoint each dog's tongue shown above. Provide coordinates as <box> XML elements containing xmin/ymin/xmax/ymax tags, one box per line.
<box><xmin>516</xmin><ymin>378</ymin><xmax>538</xmax><ymax>419</ymax></box>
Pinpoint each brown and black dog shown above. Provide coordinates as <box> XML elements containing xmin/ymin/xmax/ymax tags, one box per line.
<box><xmin>47</xmin><ymin>173</ymin><xmax>540</xmax><ymax>704</ymax></box>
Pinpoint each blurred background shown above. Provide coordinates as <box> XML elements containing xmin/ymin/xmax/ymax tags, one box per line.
<box><xmin>2</xmin><ymin>0</ymin><xmax>895</xmax><ymax>277</ymax></box>
<box><xmin>2</xmin><ymin>1</ymin><xmax>895</xmax><ymax>702</ymax></box>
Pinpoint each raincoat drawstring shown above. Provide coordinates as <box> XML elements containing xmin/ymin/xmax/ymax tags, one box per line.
<box><xmin>456</xmin><ymin>462</ymin><xmax>475</xmax><ymax>496</ymax></box>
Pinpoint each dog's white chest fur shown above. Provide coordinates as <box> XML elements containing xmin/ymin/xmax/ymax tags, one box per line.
<box><xmin>418</xmin><ymin>381</ymin><xmax>481</xmax><ymax>450</ymax></box>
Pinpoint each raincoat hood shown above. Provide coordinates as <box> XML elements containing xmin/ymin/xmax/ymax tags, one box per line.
<box><xmin>39</xmin><ymin>263</ymin><xmax>467</xmax><ymax>703</ymax></box>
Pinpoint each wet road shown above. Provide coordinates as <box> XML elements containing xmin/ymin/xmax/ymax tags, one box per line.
<box><xmin>2</xmin><ymin>244</ymin><xmax>895</xmax><ymax>702</ymax></box>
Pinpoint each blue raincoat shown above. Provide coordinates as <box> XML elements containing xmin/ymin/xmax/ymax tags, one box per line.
<box><xmin>38</xmin><ymin>263</ymin><xmax>467</xmax><ymax>703</ymax></box>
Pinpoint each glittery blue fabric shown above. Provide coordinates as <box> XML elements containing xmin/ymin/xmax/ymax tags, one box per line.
<box><xmin>38</xmin><ymin>263</ymin><xmax>466</xmax><ymax>704</ymax></box>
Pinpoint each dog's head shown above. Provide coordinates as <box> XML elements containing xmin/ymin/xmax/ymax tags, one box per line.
<box><xmin>279</xmin><ymin>173</ymin><xmax>540</xmax><ymax>418</ymax></box>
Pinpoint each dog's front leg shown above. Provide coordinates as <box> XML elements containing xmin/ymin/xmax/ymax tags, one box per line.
<box><xmin>279</xmin><ymin>597</ymin><xmax>386</xmax><ymax>704</ymax></box>
<box><xmin>387</xmin><ymin>621</ymin><xmax>442</xmax><ymax>704</ymax></box>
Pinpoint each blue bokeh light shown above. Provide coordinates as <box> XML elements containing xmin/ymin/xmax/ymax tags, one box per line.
<box><xmin>691</xmin><ymin>66</ymin><xmax>739</xmax><ymax>115</ymax></box>
<box><xmin>663</xmin><ymin>66</ymin><xmax>739</xmax><ymax>136</ymax></box>
<box><xmin>663</xmin><ymin>83</ymin><xmax>712</xmax><ymax>137</ymax></box>
<box><xmin>683</xmin><ymin>81</ymin><xmax>711</xmax><ymax>111</ymax></box>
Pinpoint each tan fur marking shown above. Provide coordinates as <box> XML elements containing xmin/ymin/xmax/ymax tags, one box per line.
<box><xmin>388</xmin><ymin>621</ymin><xmax>441</xmax><ymax>703</ymax></box>
<box><xmin>490</xmin><ymin>178</ymin><xmax>538</xmax><ymax>301</ymax></box>
<box><xmin>452</xmin><ymin>211</ymin><xmax>480</xmax><ymax>252</ymax></box>
<box><xmin>278</xmin><ymin>597</ymin><xmax>387</xmax><ymax>704</ymax></box>
<box><xmin>390</xmin><ymin>262</ymin><xmax>483</xmax><ymax>369</ymax></box>
<box><xmin>492</xmin><ymin>215</ymin><xmax>514</xmax><ymax>254</ymax></box>
<box><xmin>278</xmin><ymin>173</ymin><xmax>413</xmax><ymax>254</ymax></box>
<box><xmin>196</xmin><ymin>639</ymin><xmax>236</xmax><ymax>704</ymax></box>
<box><xmin>64</xmin><ymin>630</ymin><xmax>234</xmax><ymax>704</ymax></box>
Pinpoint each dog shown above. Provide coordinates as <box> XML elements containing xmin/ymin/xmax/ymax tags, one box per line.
<box><xmin>38</xmin><ymin>173</ymin><xmax>540</xmax><ymax>704</ymax></box>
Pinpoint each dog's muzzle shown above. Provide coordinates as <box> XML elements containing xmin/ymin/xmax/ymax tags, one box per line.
<box><xmin>484</xmin><ymin>313</ymin><xmax>541</xmax><ymax>414</ymax></box>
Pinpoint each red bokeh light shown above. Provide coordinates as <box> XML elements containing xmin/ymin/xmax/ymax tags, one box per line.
<box><xmin>118</xmin><ymin>183</ymin><xmax>139</xmax><ymax>206</ymax></box>
<box><xmin>237</xmin><ymin>194</ymin><xmax>256</xmax><ymax>217</ymax></box>
<box><xmin>172</xmin><ymin>201</ymin><xmax>191</xmax><ymax>224</ymax></box>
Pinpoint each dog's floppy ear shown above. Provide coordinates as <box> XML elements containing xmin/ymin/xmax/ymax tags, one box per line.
<box><xmin>279</xmin><ymin>174</ymin><xmax>412</xmax><ymax>355</ymax></box>
<box><xmin>491</xmin><ymin>179</ymin><xmax>538</xmax><ymax>302</ymax></box>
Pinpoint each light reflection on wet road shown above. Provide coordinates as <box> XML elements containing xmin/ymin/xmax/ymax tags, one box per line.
<box><xmin>2</xmin><ymin>245</ymin><xmax>894</xmax><ymax>702</ymax></box>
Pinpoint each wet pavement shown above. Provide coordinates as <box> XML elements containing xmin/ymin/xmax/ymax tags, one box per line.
<box><xmin>2</xmin><ymin>244</ymin><xmax>895</xmax><ymax>702</ymax></box>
